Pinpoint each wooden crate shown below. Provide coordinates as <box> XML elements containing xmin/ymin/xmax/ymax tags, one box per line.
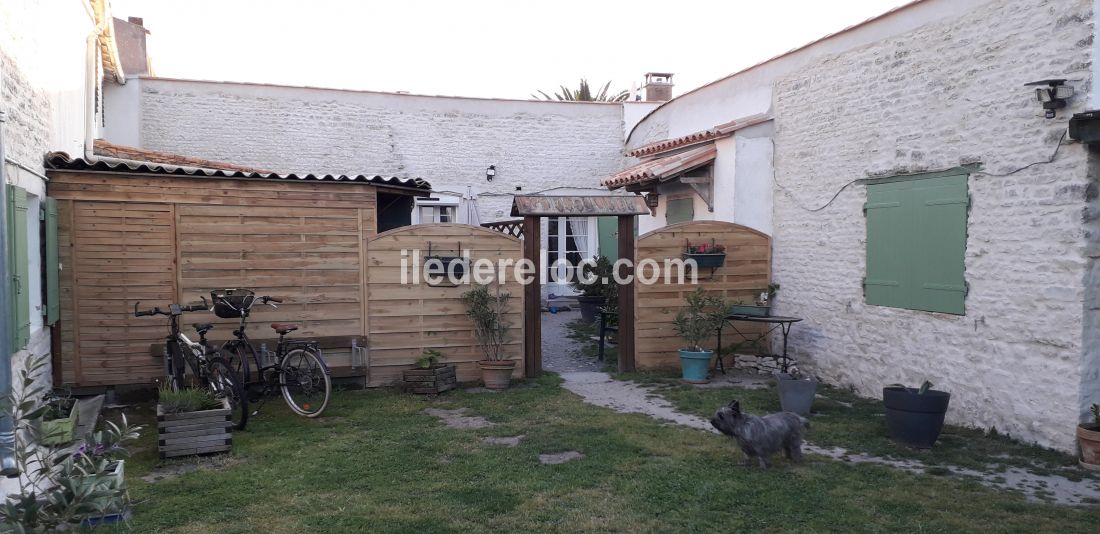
<box><xmin>157</xmin><ymin>398</ymin><xmax>233</xmax><ymax>459</ymax></box>
<box><xmin>402</xmin><ymin>364</ymin><xmax>457</xmax><ymax>394</ymax></box>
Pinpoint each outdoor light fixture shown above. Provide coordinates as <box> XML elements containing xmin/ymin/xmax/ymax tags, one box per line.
<box><xmin>645</xmin><ymin>192</ymin><xmax>660</xmax><ymax>208</ymax></box>
<box><xmin>1026</xmin><ymin>79</ymin><xmax>1075</xmax><ymax>118</ymax></box>
<box><xmin>486</xmin><ymin>165</ymin><xmax>496</xmax><ymax>182</ymax></box>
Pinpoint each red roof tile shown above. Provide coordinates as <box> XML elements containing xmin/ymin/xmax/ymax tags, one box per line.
<box><xmin>603</xmin><ymin>144</ymin><xmax>717</xmax><ymax>190</ymax></box>
<box><xmin>625</xmin><ymin>114</ymin><xmax>770</xmax><ymax>158</ymax></box>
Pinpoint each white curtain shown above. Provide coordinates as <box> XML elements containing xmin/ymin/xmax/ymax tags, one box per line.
<box><xmin>567</xmin><ymin>217</ymin><xmax>589</xmax><ymax>257</ymax></box>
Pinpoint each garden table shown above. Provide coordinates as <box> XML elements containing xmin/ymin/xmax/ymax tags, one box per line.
<box><xmin>713</xmin><ymin>315</ymin><xmax>803</xmax><ymax>375</ymax></box>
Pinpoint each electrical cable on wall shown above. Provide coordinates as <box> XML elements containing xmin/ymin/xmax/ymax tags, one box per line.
<box><xmin>775</xmin><ymin>129</ymin><xmax>1073</xmax><ymax>213</ymax></box>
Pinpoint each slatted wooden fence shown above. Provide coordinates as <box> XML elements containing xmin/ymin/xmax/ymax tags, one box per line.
<box><xmin>365</xmin><ymin>224</ymin><xmax>525</xmax><ymax>385</ymax></box>
<box><xmin>634</xmin><ymin>220</ymin><xmax>772</xmax><ymax>369</ymax></box>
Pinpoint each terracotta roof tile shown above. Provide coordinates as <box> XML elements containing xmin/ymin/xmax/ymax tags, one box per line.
<box><xmin>625</xmin><ymin>114</ymin><xmax>770</xmax><ymax>157</ymax></box>
<box><xmin>93</xmin><ymin>139</ymin><xmax>272</xmax><ymax>173</ymax></box>
<box><xmin>603</xmin><ymin>144</ymin><xmax>717</xmax><ymax>190</ymax></box>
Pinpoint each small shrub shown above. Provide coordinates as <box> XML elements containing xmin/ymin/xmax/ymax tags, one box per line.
<box><xmin>416</xmin><ymin>349</ymin><xmax>443</xmax><ymax>369</ymax></box>
<box><xmin>672</xmin><ymin>288</ymin><xmax>727</xmax><ymax>351</ymax></box>
<box><xmin>462</xmin><ymin>284</ymin><xmax>512</xmax><ymax>362</ymax></box>
<box><xmin>158</xmin><ymin>386</ymin><xmax>223</xmax><ymax>414</ymax></box>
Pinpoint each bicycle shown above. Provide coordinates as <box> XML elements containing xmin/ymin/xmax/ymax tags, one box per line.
<box><xmin>134</xmin><ymin>299</ymin><xmax>249</xmax><ymax>429</ymax></box>
<box><xmin>212</xmin><ymin>289</ymin><xmax>332</xmax><ymax>419</ymax></box>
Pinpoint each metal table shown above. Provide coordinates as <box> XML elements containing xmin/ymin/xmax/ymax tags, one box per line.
<box><xmin>714</xmin><ymin>315</ymin><xmax>803</xmax><ymax>374</ymax></box>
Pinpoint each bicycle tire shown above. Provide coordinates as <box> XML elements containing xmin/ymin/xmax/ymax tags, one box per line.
<box><xmin>223</xmin><ymin>341</ymin><xmax>256</xmax><ymax>384</ymax></box>
<box><xmin>278</xmin><ymin>348</ymin><xmax>331</xmax><ymax>417</ymax></box>
<box><xmin>205</xmin><ymin>356</ymin><xmax>250</xmax><ymax>430</ymax></box>
<box><xmin>166</xmin><ymin>341</ymin><xmax>186</xmax><ymax>390</ymax></box>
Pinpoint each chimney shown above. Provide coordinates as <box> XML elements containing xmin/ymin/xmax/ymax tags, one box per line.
<box><xmin>127</xmin><ymin>16</ymin><xmax>144</xmax><ymax>26</ymax></box>
<box><xmin>642</xmin><ymin>72</ymin><xmax>674</xmax><ymax>102</ymax></box>
<box><xmin>113</xmin><ymin>16</ymin><xmax>152</xmax><ymax>77</ymax></box>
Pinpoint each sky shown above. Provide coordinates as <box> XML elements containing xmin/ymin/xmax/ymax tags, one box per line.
<box><xmin>110</xmin><ymin>0</ymin><xmax>914</xmax><ymax>100</ymax></box>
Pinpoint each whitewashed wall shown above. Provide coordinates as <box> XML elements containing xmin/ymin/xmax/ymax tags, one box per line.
<box><xmin>770</xmin><ymin>0</ymin><xmax>1094</xmax><ymax>451</ymax></box>
<box><xmin>106</xmin><ymin>78</ymin><xmax>627</xmax><ymax>223</ymax></box>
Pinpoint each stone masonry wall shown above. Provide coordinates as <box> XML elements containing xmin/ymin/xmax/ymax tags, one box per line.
<box><xmin>771</xmin><ymin>0</ymin><xmax>1094</xmax><ymax>451</ymax></box>
<box><xmin>130</xmin><ymin>79</ymin><xmax>626</xmax><ymax>222</ymax></box>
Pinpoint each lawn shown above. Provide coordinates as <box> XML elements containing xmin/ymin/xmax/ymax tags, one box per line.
<box><xmin>105</xmin><ymin>373</ymin><xmax>1100</xmax><ymax>533</ymax></box>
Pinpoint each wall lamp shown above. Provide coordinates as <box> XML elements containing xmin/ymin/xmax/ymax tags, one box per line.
<box><xmin>486</xmin><ymin>165</ymin><xmax>496</xmax><ymax>182</ymax></box>
<box><xmin>1026</xmin><ymin>79</ymin><xmax>1074</xmax><ymax>119</ymax></box>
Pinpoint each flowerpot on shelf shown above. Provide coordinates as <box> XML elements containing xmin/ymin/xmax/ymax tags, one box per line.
<box><xmin>576</xmin><ymin>296</ymin><xmax>605</xmax><ymax>324</ymax></box>
<box><xmin>1078</xmin><ymin>424</ymin><xmax>1100</xmax><ymax>471</ymax></box>
<box><xmin>729</xmin><ymin>305</ymin><xmax>770</xmax><ymax>317</ymax></box>
<box><xmin>775</xmin><ymin>373</ymin><xmax>817</xmax><ymax>416</ymax></box>
<box><xmin>678</xmin><ymin>349</ymin><xmax>713</xmax><ymax>383</ymax></box>
<box><xmin>157</xmin><ymin>398</ymin><xmax>233</xmax><ymax>459</ymax></box>
<box><xmin>682</xmin><ymin>253</ymin><xmax>726</xmax><ymax>269</ymax></box>
<box><xmin>882</xmin><ymin>387</ymin><xmax>951</xmax><ymax>449</ymax></box>
<box><xmin>403</xmin><ymin>364</ymin><xmax>457</xmax><ymax>394</ymax></box>
<box><xmin>478</xmin><ymin>360</ymin><xmax>516</xmax><ymax>390</ymax></box>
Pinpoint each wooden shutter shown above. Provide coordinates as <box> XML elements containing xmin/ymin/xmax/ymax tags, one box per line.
<box><xmin>666</xmin><ymin>197</ymin><xmax>694</xmax><ymax>225</ymax></box>
<box><xmin>44</xmin><ymin>197</ymin><xmax>60</xmax><ymax>325</ymax></box>
<box><xmin>864</xmin><ymin>182</ymin><xmax>908</xmax><ymax>309</ymax></box>
<box><xmin>7</xmin><ymin>185</ymin><xmax>30</xmax><ymax>351</ymax></box>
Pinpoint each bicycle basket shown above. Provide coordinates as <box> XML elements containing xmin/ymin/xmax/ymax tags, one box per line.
<box><xmin>211</xmin><ymin>288</ymin><xmax>256</xmax><ymax>319</ymax></box>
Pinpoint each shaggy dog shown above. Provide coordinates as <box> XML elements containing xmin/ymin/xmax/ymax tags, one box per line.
<box><xmin>710</xmin><ymin>400</ymin><xmax>809</xmax><ymax>468</ymax></box>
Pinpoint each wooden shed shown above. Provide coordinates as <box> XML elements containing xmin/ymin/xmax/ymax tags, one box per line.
<box><xmin>45</xmin><ymin>152</ymin><xmax>431</xmax><ymax>387</ymax></box>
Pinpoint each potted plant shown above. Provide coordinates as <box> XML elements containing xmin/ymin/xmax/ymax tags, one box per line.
<box><xmin>682</xmin><ymin>239</ymin><xmax>727</xmax><ymax>269</ymax></box>
<box><xmin>157</xmin><ymin>386</ymin><xmax>233</xmax><ymax>459</ymax></box>
<box><xmin>402</xmin><ymin>349</ymin><xmax>457</xmax><ymax>394</ymax></box>
<box><xmin>729</xmin><ymin>284</ymin><xmax>779</xmax><ymax>317</ymax></box>
<box><xmin>462</xmin><ymin>284</ymin><xmax>515</xmax><ymax>389</ymax></box>
<box><xmin>774</xmin><ymin>365</ymin><xmax>816</xmax><ymax>416</ymax></box>
<box><xmin>1078</xmin><ymin>403</ymin><xmax>1100</xmax><ymax>470</ymax></box>
<box><xmin>883</xmin><ymin>380</ymin><xmax>951</xmax><ymax>449</ymax></box>
<box><xmin>571</xmin><ymin>255</ymin><xmax>614</xmax><ymax>323</ymax></box>
<box><xmin>672</xmin><ymin>288</ymin><xmax>728</xmax><ymax>383</ymax></box>
<box><xmin>39</xmin><ymin>389</ymin><xmax>79</xmax><ymax>446</ymax></box>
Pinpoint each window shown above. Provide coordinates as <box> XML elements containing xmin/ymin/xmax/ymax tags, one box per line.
<box><xmin>546</xmin><ymin>217</ymin><xmax>594</xmax><ymax>284</ymax></box>
<box><xmin>864</xmin><ymin>171</ymin><xmax>969</xmax><ymax>315</ymax></box>
<box><xmin>666</xmin><ymin>197</ymin><xmax>694</xmax><ymax>225</ymax></box>
<box><xmin>416</xmin><ymin>204</ymin><xmax>457</xmax><ymax>224</ymax></box>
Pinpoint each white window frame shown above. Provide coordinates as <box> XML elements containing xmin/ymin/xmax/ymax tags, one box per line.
<box><xmin>413</xmin><ymin>198</ymin><xmax>459</xmax><ymax>224</ymax></box>
<box><xmin>543</xmin><ymin>216</ymin><xmax>599</xmax><ymax>292</ymax></box>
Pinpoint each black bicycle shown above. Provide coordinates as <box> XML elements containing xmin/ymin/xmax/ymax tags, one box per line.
<box><xmin>212</xmin><ymin>289</ymin><xmax>332</xmax><ymax>419</ymax></box>
<box><xmin>134</xmin><ymin>299</ymin><xmax>249</xmax><ymax>429</ymax></box>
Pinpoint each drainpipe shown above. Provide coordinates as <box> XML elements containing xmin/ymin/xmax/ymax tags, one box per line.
<box><xmin>0</xmin><ymin>111</ymin><xmax>19</xmax><ymax>477</ymax></box>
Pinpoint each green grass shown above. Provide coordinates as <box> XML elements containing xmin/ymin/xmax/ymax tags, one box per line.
<box><xmin>565</xmin><ymin>318</ymin><xmax>617</xmax><ymax>370</ymax></box>
<box><xmin>614</xmin><ymin>370</ymin><xmax>1098</xmax><ymax>479</ymax></box>
<box><xmin>106</xmin><ymin>375</ymin><xmax>1099</xmax><ymax>533</ymax></box>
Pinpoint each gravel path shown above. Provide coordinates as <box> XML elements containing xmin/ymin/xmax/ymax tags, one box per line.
<box><xmin>541</xmin><ymin>310</ymin><xmax>602</xmax><ymax>373</ymax></box>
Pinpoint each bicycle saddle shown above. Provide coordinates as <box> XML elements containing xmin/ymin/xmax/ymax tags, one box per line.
<box><xmin>271</xmin><ymin>323</ymin><xmax>299</xmax><ymax>335</ymax></box>
<box><xmin>193</xmin><ymin>323</ymin><xmax>214</xmax><ymax>335</ymax></box>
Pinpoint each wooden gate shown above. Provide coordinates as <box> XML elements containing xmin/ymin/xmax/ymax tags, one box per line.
<box><xmin>634</xmin><ymin>221</ymin><xmax>771</xmax><ymax>369</ymax></box>
<box><xmin>365</xmin><ymin>224</ymin><xmax>525</xmax><ymax>384</ymax></box>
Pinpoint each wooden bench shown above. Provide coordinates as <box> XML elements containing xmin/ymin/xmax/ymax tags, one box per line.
<box><xmin>149</xmin><ymin>335</ymin><xmax>369</xmax><ymax>380</ymax></box>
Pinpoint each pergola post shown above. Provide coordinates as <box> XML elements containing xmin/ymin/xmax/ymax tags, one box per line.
<box><xmin>617</xmin><ymin>215</ymin><xmax>636</xmax><ymax>372</ymax></box>
<box><xmin>523</xmin><ymin>216</ymin><xmax>542</xmax><ymax>377</ymax></box>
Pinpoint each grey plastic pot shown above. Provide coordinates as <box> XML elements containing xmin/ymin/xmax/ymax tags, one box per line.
<box><xmin>775</xmin><ymin>373</ymin><xmax>817</xmax><ymax>416</ymax></box>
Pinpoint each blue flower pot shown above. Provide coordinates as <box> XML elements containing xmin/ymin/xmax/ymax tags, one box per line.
<box><xmin>678</xmin><ymin>350</ymin><xmax>713</xmax><ymax>383</ymax></box>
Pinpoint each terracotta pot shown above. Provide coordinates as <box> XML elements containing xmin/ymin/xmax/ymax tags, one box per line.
<box><xmin>478</xmin><ymin>360</ymin><xmax>516</xmax><ymax>390</ymax></box>
<box><xmin>1078</xmin><ymin>424</ymin><xmax>1100</xmax><ymax>470</ymax></box>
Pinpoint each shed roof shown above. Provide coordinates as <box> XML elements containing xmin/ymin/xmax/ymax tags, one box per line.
<box><xmin>625</xmin><ymin>114</ymin><xmax>769</xmax><ymax>158</ymax></box>
<box><xmin>603</xmin><ymin>144</ymin><xmax>716</xmax><ymax>190</ymax></box>
<box><xmin>510</xmin><ymin>195</ymin><xmax>649</xmax><ymax>216</ymax></box>
<box><xmin>44</xmin><ymin>152</ymin><xmax>432</xmax><ymax>191</ymax></box>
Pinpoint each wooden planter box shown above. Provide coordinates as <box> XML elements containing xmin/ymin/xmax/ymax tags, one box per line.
<box><xmin>157</xmin><ymin>398</ymin><xmax>233</xmax><ymax>459</ymax></box>
<box><xmin>403</xmin><ymin>364</ymin><xmax>457</xmax><ymax>394</ymax></box>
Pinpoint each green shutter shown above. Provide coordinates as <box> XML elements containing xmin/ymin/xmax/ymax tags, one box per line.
<box><xmin>596</xmin><ymin>216</ymin><xmax>618</xmax><ymax>261</ymax></box>
<box><xmin>864</xmin><ymin>173</ymin><xmax>968</xmax><ymax>315</ymax></box>
<box><xmin>44</xmin><ymin>197</ymin><xmax>60</xmax><ymax>325</ymax></box>
<box><xmin>666</xmin><ymin>198</ymin><xmax>694</xmax><ymax>225</ymax></box>
<box><xmin>7</xmin><ymin>185</ymin><xmax>30</xmax><ymax>351</ymax></box>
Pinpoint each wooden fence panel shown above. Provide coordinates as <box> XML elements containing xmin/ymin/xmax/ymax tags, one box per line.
<box><xmin>366</xmin><ymin>224</ymin><xmax>524</xmax><ymax>385</ymax></box>
<box><xmin>634</xmin><ymin>221</ymin><xmax>771</xmax><ymax>370</ymax></box>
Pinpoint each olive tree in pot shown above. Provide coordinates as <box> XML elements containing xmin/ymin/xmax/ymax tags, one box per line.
<box><xmin>462</xmin><ymin>284</ymin><xmax>515</xmax><ymax>389</ymax></box>
<box><xmin>1078</xmin><ymin>403</ymin><xmax>1100</xmax><ymax>471</ymax></box>
<box><xmin>883</xmin><ymin>380</ymin><xmax>951</xmax><ymax>449</ymax></box>
<box><xmin>571</xmin><ymin>255</ymin><xmax>614</xmax><ymax>323</ymax></box>
<box><xmin>672</xmin><ymin>288</ymin><xmax>728</xmax><ymax>383</ymax></box>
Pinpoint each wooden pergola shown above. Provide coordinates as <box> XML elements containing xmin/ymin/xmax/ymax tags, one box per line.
<box><xmin>510</xmin><ymin>195</ymin><xmax>650</xmax><ymax>376</ymax></box>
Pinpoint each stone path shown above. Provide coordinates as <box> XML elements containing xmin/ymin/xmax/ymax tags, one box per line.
<box><xmin>558</xmin><ymin>371</ymin><xmax>1100</xmax><ymax>506</ymax></box>
<box><xmin>541</xmin><ymin>310</ymin><xmax>602</xmax><ymax>373</ymax></box>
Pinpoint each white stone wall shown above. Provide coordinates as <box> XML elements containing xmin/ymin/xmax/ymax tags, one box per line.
<box><xmin>114</xmin><ymin>79</ymin><xmax>627</xmax><ymax>222</ymax></box>
<box><xmin>770</xmin><ymin>0</ymin><xmax>1093</xmax><ymax>451</ymax></box>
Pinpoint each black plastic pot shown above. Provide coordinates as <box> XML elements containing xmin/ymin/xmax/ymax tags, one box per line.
<box><xmin>576</xmin><ymin>295</ymin><xmax>605</xmax><ymax>323</ymax></box>
<box><xmin>882</xmin><ymin>387</ymin><xmax>951</xmax><ymax>449</ymax></box>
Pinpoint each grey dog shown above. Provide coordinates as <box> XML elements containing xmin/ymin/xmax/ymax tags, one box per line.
<box><xmin>710</xmin><ymin>400</ymin><xmax>809</xmax><ymax>468</ymax></box>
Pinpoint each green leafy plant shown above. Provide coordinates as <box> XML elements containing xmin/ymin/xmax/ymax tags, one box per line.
<box><xmin>683</xmin><ymin>239</ymin><xmax>727</xmax><ymax>254</ymax></box>
<box><xmin>672</xmin><ymin>288</ymin><xmax>728</xmax><ymax>352</ymax></box>
<box><xmin>886</xmin><ymin>380</ymin><xmax>935</xmax><ymax>394</ymax></box>
<box><xmin>570</xmin><ymin>255</ymin><xmax>615</xmax><ymax>299</ymax></box>
<box><xmin>531</xmin><ymin>79</ymin><xmax>629</xmax><ymax>102</ymax></box>
<box><xmin>0</xmin><ymin>355</ymin><xmax>141</xmax><ymax>531</ymax></box>
<box><xmin>416</xmin><ymin>349</ymin><xmax>444</xmax><ymax>369</ymax></box>
<box><xmin>157</xmin><ymin>385</ymin><xmax>223</xmax><ymax>414</ymax></box>
<box><xmin>42</xmin><ymin>388</ymin><xmax>75</xmax><ymax>421</ymax></box>
<box><xmin>1086</xmin><ymin>403</ymin><xmax>1100</xmax><ymax>430</ymax></box>
<box><xmin>462</xmin><ymin>284</ymin><xmax>512</xmax><ymax>362</ymax></box>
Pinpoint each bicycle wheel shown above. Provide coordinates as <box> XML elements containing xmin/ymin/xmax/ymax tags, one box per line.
<box><xmin>278</xmin><ymin>348</ymin><xmax>331</xmax><ymax>417</ymax></box>
<box><xmin>166</xmin><ymin>342</ymin><xmax>186</xmax><ymax>390</ymax></box>
<box><xmin>205</xmin><ymin>356</ymin><xmax>250</xmax><ymax>430</ymax></box>
<box><xmin>222</xmin><ymin>341</ymin><xmax>256</xmax><ymax>384</ymax></box>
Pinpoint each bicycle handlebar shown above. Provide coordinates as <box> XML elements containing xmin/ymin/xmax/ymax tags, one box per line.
<box><xmin>134</xmin><ymin>296</ymin><xmax>209</xmax><ymax>317</ymax></box>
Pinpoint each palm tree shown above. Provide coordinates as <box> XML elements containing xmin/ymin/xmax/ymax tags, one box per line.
<box><xmin>532</xmin><ymin>79</ymin><xmax>629</xmax><ymax>102</ymax></box>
